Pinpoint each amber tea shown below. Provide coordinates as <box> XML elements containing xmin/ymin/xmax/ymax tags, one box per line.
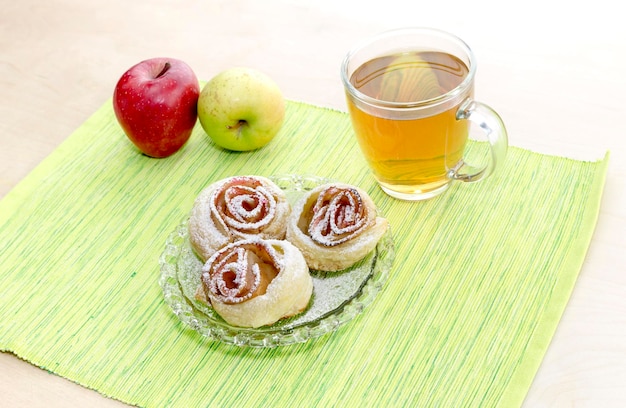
<box><xmin>346</xmin><ymin>51</ymin><xmax>471</xmax><ymax>197</ymax></box>
<box><xmin>342</xmin><ymin>28</ymin><xmax>508</xmax><ymax>200</ymax></box>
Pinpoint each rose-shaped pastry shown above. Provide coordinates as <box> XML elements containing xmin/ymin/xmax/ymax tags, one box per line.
<box><xmin>286</xmin><ymin>183</ymin><xmax>388</xmax><ymax>271</ymax></box>
<box><xmin>196</xmin><ymin>239</ymin><xmax>313</xmax><ymax>328</ymax></box>
<box><xmin>189</xmin><ymin>175</ymin><xmax>290</xmax><ymax>261</ymax></box>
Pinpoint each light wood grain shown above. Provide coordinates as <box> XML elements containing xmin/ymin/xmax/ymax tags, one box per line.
<box><xmin>1</xmin><ymin>0</ymin><xmax>625</xmax><ymax>406</ymax></box>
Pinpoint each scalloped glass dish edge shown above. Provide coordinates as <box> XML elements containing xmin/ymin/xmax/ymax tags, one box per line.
<box><xmin>158</xmin><ymin>174</ymin><xmax>395</xmax><ymax>348</ymax></box>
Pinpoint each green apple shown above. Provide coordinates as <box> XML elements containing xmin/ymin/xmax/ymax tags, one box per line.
<box><xmin>197</xmin><ymin>67</ymin><xmax>285</xmax><ymax>151</ymax></box>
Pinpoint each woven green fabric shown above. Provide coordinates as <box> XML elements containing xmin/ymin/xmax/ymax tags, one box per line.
<box><xmin>0</xmin><ymin>99</ymin><xmax>608</xmax><ymax>407</ymax></box>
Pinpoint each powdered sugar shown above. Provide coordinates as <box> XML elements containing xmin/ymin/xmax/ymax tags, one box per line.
<box><xmin>202</xmin><ymin>239</ymin><xmax>283</xmax><ymax>305</ymax></box>
<box><xmin>210</xmin><ymin>177</ymin><xmax>278</xmax><ymax>233</ymax></box>
<box><xmin>308</xmin><ymin>186</ymin><xmax>371</xmax><ymax>247</ymax></box>
<box><xmin>189</xmin><ymin>175</ymin><xmax>290</xmax><ymax>261</ymax></box>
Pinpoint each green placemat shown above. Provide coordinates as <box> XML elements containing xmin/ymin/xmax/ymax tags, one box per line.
<box><xmin>0</xmin><ymin>99</ymin><xmax>608</xmax><ymax>407</ymax></box>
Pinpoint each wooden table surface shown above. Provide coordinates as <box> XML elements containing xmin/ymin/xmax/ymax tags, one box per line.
<box><xmin>1</xmin><ymin>0</ymin><xmax>625</xmax><ymax>406</ymax></box>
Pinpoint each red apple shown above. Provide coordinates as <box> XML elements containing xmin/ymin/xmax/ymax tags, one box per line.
<box><xmin>113</xmin><ymin>57</ymin><xmax>200</xmax><ymax>158</ymax></box>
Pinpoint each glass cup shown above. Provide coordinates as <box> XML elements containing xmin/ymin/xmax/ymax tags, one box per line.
<box><xmin>341</xmin><ymin>27</ymin><xmax>508</xmax><ymax>200</ymax></box>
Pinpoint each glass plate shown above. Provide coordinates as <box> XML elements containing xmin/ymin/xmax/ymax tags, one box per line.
<box><xmin>158</xmin><ymin>174</ymin><xmax>395</xmax><ymax>348</ymax></box>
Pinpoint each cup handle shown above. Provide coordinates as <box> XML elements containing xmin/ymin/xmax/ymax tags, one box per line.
<box><xmin>449</xmin><ymin>98</ymin><xmax>508</xmax><ymax>182</ymax></box>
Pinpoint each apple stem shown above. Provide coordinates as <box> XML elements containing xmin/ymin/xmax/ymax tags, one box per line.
<box><xmin>228</xmin><ymin>120</ymin><xmax>248</xmax><ymax>135</ymax></box>
<box><xmin>155</xmin><ymin>62</ymin><xmax>171</xmax><ymax>79</ymax></box>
